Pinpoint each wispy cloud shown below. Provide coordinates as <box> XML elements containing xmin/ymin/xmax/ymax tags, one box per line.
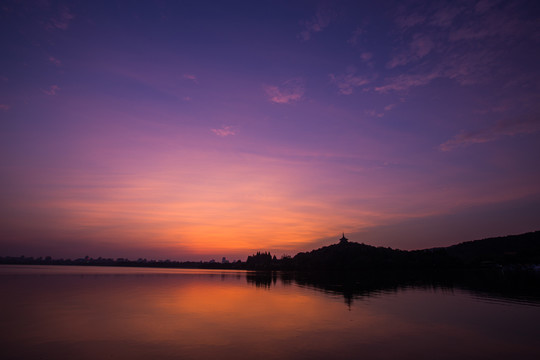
<box><xmin>46</xmin><ymin>7</ymin><xmax>74</xmax><ymax>30</ymax></box>
<box><xmin>360</xmin><ymin>52</ymin><xmax>373</xmax><ymax>62</ymax></box>
<box><xmin>429</xmin><ymin>5</ymin><xmax>463</xmax><ymax>28</ymax></box>
<box><xmin>475</xmin><ymin>0</ymin><xmax>495</xmax><ymax>14</ymax></box>
<box><xmin>375</xmin><ymin>71</ymin><xmax>438</xmax><ymax>93</ymax></box>
<box><xmin>366</xmin><ymin>109</ymin><xmax>384</xmax><ymax>118</ymax></box>
<box><xmin>448</xmin><ymin>4</ymin><xmax>527</xmax><ymax>43</ymax></box>
<box><xmin>298</xmin><ymin>4</ymin><xmax>336</xmax><ymax>41</ymax></box>
<box><xmin>329</xmin><ymin>68</ymin><xmax>370</xmax><ymax>95</ymax></box>
<box><xmin>387</xmin><ymin>33</ymin><xmax>434</xmax><ymax>68</ymax></box>
<box><xmin>211</xmin><ymin>125</ymin><xmax>236</xmax><ymax>137</ymax></box>
<box><xmin>264</xmin><ymin>79</ymin><xmax>304</xmax><ymax>104</ymax></box>
<box><xmin>395</xmin><ymin>11</ymin><xmax>426</xmax><ymax>30</ymax></box>
<box><xmin>183</xmin><ymin>74</ymin><xmax>198</xmax><ymax>83</ymax></box>
<box><xmin>381</xmin><ymin>1</ymin><xmax>538</xmax><ymax>93</ymax></box>
<box><xmin>348</xmin><ymin>26</ymin><xmax>365</xmax><ymax>45</ymax></box>
<box><xmin>378</xmin><ymin>46</ymin><xmax>499</xmax><ymax>93</ymax></box>
<box><xmin>439</xmin><ymin>115</ymin><xmax>540</xmax><ymax>151</ymax></box>
<box><xmin>0</xmin><ymin>104</ymin><xmax>11</xmax><ymax>111</ymax></box>
<box><xmin>49</xmin><ymin>56</ymin><xmax>62</xmax><ymax>66</ymax></box>
<box><xmin>43</xmin><ymin>85</ymin><xmax>60</xmax><ymax>96</ymax></box>
<box><xmin>384</xmin><ymin>103</ymin><xmax>397</xmax><ymax>111</ymax></box>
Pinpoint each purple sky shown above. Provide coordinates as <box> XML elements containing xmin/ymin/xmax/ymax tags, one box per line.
<box><xmin>1</xmin><ymin>0</ymin><xmax>539</xmax><ymax>261</ymax></box>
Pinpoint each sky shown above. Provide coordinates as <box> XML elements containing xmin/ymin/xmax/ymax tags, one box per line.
<box><xmin>1</xmin><ymin>0</ymin><xmax>539</xmax><ymax>261</ymax></box>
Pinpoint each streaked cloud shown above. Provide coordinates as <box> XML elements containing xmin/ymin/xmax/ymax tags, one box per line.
<box><xmin>429</xmin><ymin>5</ymin><xmax>462</xmax><ymax>28</ymax></box>
<box><xmin>298</xmin><ymin>4</ymin><xmax>336</xmax><ymax>41</ymax></box>
<box><xmin>395</xmin><ymin>11</ymin><xmax>426</xmax><ymax>30</ymax></box>
<box><xmin>387</xmin><ymin>33</ymin><xmax>434</xmax><ymax>68</ymax></box>
<box><xmin>46</xmin><ymin>7</ymin><xmax>74</xmax><ymax>30</ymax></box>
<box><xmin>439</xmin><ymin>115</ymin><xmax>540</xmax><ymax>151</ymax></box>
<box><xmin>475</xmin><ymin>0</ymin><xmax>495</xmax><ymax>14</ymax></box>
<box><xmin>49</xmin><ymin>56</ymin><xmax>62</xmax><ymax>66</ymax></box>
<box><xmin>264</xmin><ymin>79</ymin><xmax>304</xmax><ymax>104</ymax></box>
<box><xmin>329</xmin><ymin>68</ymin><xmax>370</xmax><ymax>95</ymax></box>
<box><xmin>366</xmin><ymin>109</ymin><xmax>384</xmax><ymax>118</ymax></box>
<box><xmin>381</xmin><ymin>0</ymin><xmax>539</xmax><ymax>93</ymax></box>
<box><xmin>211</xmin><ymin>126</ymin><xmax>236</xmax><ymax>137</ymax></box>
<box><xmin>183</xmin><ymin>74</ymin><xmax>198</xmax><ymax>83</ymax></box>
<box><xmin>348</xmin><ymin>26</ymin><xmax>365</xmax><ymax>45</ymax></box>
<box><xmin>375</xmin><ymin>71</ymin><xmax>438</xmax><ymax>93</ymax></box>
<box><xmin>0</xmin><ymin>104</ymin><xmax>11</xmax><ymax>111</ymax></box>
<box><xmin>42</xmin><ymin>85</ymin><xmax>60</xmax><ymax>96</ymax></box>
<box><xmin>360</xmin><ymin>52</ymin><xmax>373</xmax><ymax>62</ymax></box>
<box><xmin>384</xmin><ymin>104</ymin><xmax>397</xmax><ymax>111</ymax></box>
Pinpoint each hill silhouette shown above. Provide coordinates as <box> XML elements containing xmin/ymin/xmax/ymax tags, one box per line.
<box><xmin>245</xmin><ymin>231</ymin><xmax>540</xmax><ymax>271</ymax></box>
<box><xmin>444</xmin><ymin>231</ymin><xmax>540</xmax><ymax>265</ymax></box>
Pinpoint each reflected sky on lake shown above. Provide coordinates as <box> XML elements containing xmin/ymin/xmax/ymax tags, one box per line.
<box><xmin>1</xmin><ymin>266</ymin><xmax>539</xmax><ymax>360</ymax></box>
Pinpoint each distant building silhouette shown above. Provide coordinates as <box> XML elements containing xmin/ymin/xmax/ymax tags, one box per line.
<box><xmin>339</xmin><ymin>233</ymin><xmax>349</xmax><ymax>244</ymax></box>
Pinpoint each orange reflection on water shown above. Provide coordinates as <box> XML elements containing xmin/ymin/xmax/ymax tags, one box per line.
<box><xmin>2</xmin><ymin>267</ymin><xmax>539</xmax><ymax>360</ymax></box>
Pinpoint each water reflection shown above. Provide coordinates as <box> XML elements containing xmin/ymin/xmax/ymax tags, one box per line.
<box><xmin>1</xmin><ymin>265</ymin><xmax>539</xmax><ymax>360</ymax></box>
<box><xmin>246</xmin><ymin>269</ymin><xmax>540</xmax><ymax>307</ymax></box>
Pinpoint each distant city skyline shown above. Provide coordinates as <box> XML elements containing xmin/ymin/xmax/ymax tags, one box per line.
<box><xmin>1</xmin><ymin>0</ymin><xmax>539</xmax><ymax>261</ymax></box>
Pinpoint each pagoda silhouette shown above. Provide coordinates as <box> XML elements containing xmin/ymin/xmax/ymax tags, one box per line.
<box><xmin>339</xmin><ymin>233</ymin><xmax>349</xmax><ymax>244</ymax></box>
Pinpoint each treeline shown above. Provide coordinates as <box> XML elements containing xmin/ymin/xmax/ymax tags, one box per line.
<box><xmin>0</xmin><ymin>255</ymin><xmax>244</xmax><ymax>269</ymax></box>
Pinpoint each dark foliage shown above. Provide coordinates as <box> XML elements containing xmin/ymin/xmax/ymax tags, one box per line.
<box><xmin>445</xmin><ymin>231</ymin><xmax>540</xmax><ymax>265</ymax></box>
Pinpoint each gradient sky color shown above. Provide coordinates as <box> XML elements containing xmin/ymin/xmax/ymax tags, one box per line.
<box><xmin>1</xmin><ymin>0</ymin><xmax>540</xmax><ymax>261</ymax></box>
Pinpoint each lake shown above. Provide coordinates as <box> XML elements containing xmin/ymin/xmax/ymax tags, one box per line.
<box><xmin>1</xmin><ymin>265</ymin><xmax>539</xmax><ymax>360</ymax></box>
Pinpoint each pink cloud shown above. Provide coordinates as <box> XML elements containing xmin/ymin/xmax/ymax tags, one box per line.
<box><xmin>449</xmin><ymin>25</ymin><xmax>491</xmax><ymax>42</ymax></box>
<box><xmin>441</xmin><ymin>49</ymin><xmax>496</xmax><ymax>86</ymax></box>
<box><xmin>384</xmin><ymin>104</ymin><xmax>397</xmax><ymax>111</ymax></box>
<box><xmin>475</xmin><ymin>0</ymin><xmax>495</xmax><ymax>14</ymax></box>
<box><xmin>366</xmin><ymin>110</ymin><xmax>384</xmax><ymax>118</ymax></box>
<box><xmin>46</xmin><ymin>7</ymin><xmax>74</xmax><ymax>30</ymax></box>
<box><xmin>439</xmin><ymin>114</ymin><xmax>540</xmax><ymax>151</ymax></box>
<box><xmin>411</xmin><ymin>34</ymin><xmax>434</xmax><ymax>58</ymax></box>
<box><xmin>183</xmin><ymin>74</ymin><xmax>198</xmax><ymax>83</ymax></box>
<box><xmin>211</xmin><ymin>126</ymin><xmax>236</xmax><ymax>137</ymax></box>
<box><xmin>379</xmin><ymin>47</ymin><xmax>497</xmax><ymax>93</ymax></box>
<box><xmin>449</xmin><ymin>5</ymin><xmax>525</xmax><ymax>43</ymax></box>
<box><xmin>360</xmin><ymin>52</ymin><xmax>373</xmax><ymax>62</ymax></box>
<box><xmin>43</xmin><ymin>85</ymin><xmax>60</xmax><ymax>96</ymax></box>
<box><xmin>375</xmin><ymin>71</ymin><xmax>439</xmax><ymax>93</ymax></box>
<box><xmin>298</xmin><ymin>4</ymin><xmax>336</xmax><ymax>41</ymax></box>
<box><xmin>387</xmin><ymin>33</ymin><xmax>434</xmax><ymax>68</ymax></box>
<box><xmin>329</xmin><ymin>68</ymin><xmax>370</xmax><ymax>95</ymax></box>
<box><xmin>384</xmin><ymin>1</ymin><xmax>532</xmax><ymax>90</ymax></box>
<box><xmin>264</xmin><ymin>79</ymin><xmax>304</xmax><ymax>104</ymax></box>
<box><xmin>395</xmin><ymin>12</ymin><xmax>426</xmax><ymax>30</ymax></box>
<box><xmin>49</xmin><ymin>56</ymin><xmax>62</xmax><ymax>66</ymax></box>
<box><xmin>429</xmin><ymin>6</ymin><xmax>462</xmax><ymax>27</ymax></box>
<box><xmin>0</xmin><ymin>104</ymin><xmax>11</xmax><ymax>111</ymax></box>
<box><xmin>348</xmin><ymin>26</ymin><xmax>365</xmax><ymax>45</ymax></box>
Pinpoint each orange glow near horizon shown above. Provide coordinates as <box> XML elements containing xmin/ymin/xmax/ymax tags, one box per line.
<box><xmin>3</xmin><ymin>138</ymin><xmax>539</xmax><ymax>260</ymax></box>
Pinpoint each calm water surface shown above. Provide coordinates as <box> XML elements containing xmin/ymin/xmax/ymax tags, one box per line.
<box><xmin>1</xmin><ymin>265</ymin><xmax>539</xmax><ymax>360</ymax></box>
